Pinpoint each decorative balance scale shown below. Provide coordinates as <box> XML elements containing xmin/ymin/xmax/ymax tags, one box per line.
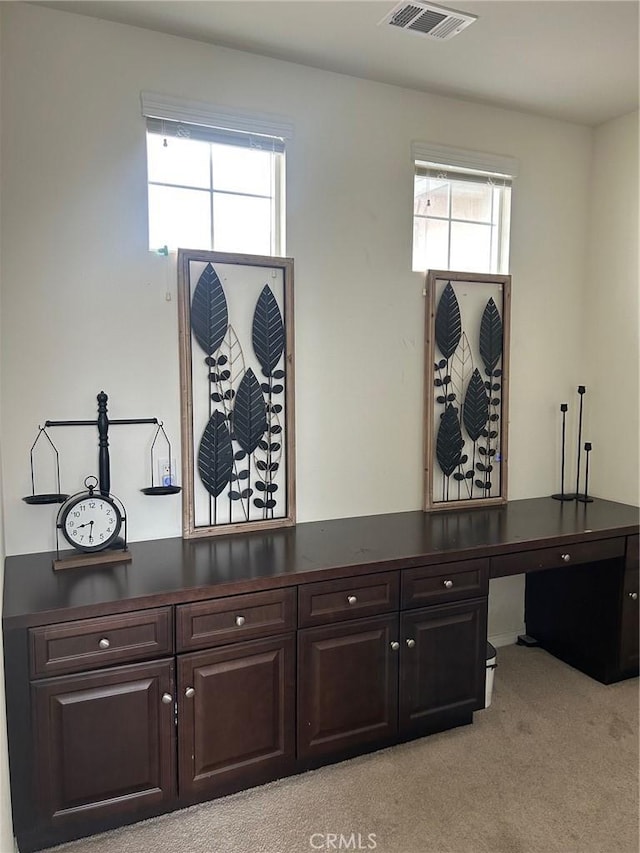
<box><xmin>23</xmin><ymin>391</ymin><xmax>180</xmax><ymax>571</ymax></box>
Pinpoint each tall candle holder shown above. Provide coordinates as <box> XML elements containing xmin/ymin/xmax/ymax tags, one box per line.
<box><xmin>572</xmin><ymin>385</ymin><xmax>586</xmax><ymax>498</ymax></box>
<box><xmin>552</xmin><ymin>403</ymin><xmax>574</xmax><ymax>501</ymax></box>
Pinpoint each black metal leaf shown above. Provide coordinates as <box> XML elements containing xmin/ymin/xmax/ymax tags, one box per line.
<box><xmin>446</xmin><ymin>393</ymin><xmax>456</xmax><ymax>402</ymax></box>
<box><xmin>272</xmin><ymin>384</ymin><xmax>284</xmax><ymax>394</ymax></box>
<box><xmin>256</xmin><ymin>460</ymin><xmax>268</xmax><ymax>471</ymax></box>
<box><xmin>453</xmin><ymin>473</ymin><xmax>465</xmax><ymax>481</ymax></box>
<box><xmin>256</xmin><ymin>482</ymin><xmax>266</xmax><ymax>492</ymax></box>
<box><xmin>272</xmin><ymin>404</ymin><xmax>283</xmax><ymax>414</ymax></box>
<box><xmin>211</xmin><ymin>393</ymin><xmax>222</xmax><ymax>403</ymax></box>
<box><xmin>476</xmin><ymin>462</ymin><xmax>486</xmax><ymax>472</ymax></box>
<box><xmin>253</xmin><ymin>285</ymin><xmax>285</xmax><ymax>376</ymax></box>
<box><xmin>490</xmin><ymin>413</ymin><xmax>500</xmax><ymax>422</ymax></box>
<box><xmin>266</xmin><ymin>483</ymin><xmax>278</xmax><ymax>493</ymax></box>
<box><xmin>270</xmin><ymin>442</ymin><xmax>280</xmax><ymax>451</ymax></box>
<box><xmin>272</xmin><ymin>369</ymin><xmax>285</xmax><ymax>379</ymax></box>
<box><xmin>254</xmin><ymin>498</ymin><xmax>265</xmax><ymax>509</ymax></box>
<box><xmin>436</xmin><ymin>405</ymin><xmax>464</xmax><ymax>477</ymax></box>
<box><xmin>217</xmin><ymin>355</ymin><xmax>228</xmax><ymax>365</ymax></box>
<box><xmin>479</xmin><ymin>298</ymin><xmax>503</xmax><ymax>374</ymax></box>
<box><xmin>234</xmin><ymin>450</ymin><xmax>247</xmax><ymax>461</ymax></box>
<box><xmin>489</xmin><ymin>430</ymin><xmax>498</xmax><ymax>439</ymax></box>
<box><xmin>479</xmin><ymin>447</ymin><xmax>487</xmax><ymax>456</ymax></box>
<box><xmin>492</xmin><ymin>383</ymin><xmax>501</xmax><ymax>392</ymax></box>
<box><xmin>271</xmin><ymin>424</ymin><xmax>282</xmax><ymax>434</ymax></box>
<box><xmin>265</xmin><ymin>499</ymin><xmax>277</xmax><ymax>509</ymax></box>
<box><xmin>261</xmin><ymin>383</ymin><xmax>271</xmax><ymax>393</ymax></box>
<box><xmin>229</xmin><ymin>490</ymin><xmax>241</xmax><ymax>500</ymax></box>
<box><xmin>463</xmin><ymin>369</ymin><xmax>489</xmax><ymax>442</ymax></box>
<box><xmin>258</xmin><ymin>440</ymin><xmax>269</xmax><ymax>451</ymax></box>
<box><xmin>460</xmin><ymin>454</ymin><xmax>468</xmax><ymax>464</ymax></box>
<box><xmin>237</xmin><ymin>470</ymin><xmax>249</xmax><ymax>480</ymax></box>
<box><xmin>191</xmin><ymin>264</ymin><xmax>229</xmax><ymax>356</ymax></box>
<box><xmin>435</xmin><ymin>282</ymin><xmax>462</xmax><ymax>360</ymax></box>
<box><xmin>241</xmin><ymin>488</ymin><xmax>253</xmax><ymax>499</ymax></box>
<box><xmin>475</xmin><ymin>479</ymin><xmax>485</xmax><ymax>489</ymax></box>
<box><xmin>465</xmin><ymin>470</ymin><xmax>473</xmax><ymax>479</ymax></box>
<box><xmin>491</xmin><ymin>398</ymin><xmax>500</xmax><ymax>406</ymax></box>
<box><xmin>436</xmin><ymin>395</ymin><xmax>446</xmax><ymax>404</ymax></box>
<box><xmin>434</xmin><ymin>378</ymin><xmax>443</xmax><ymax>387</ymax></box>
<box><xmin>233</xmin><ymin>368</ymin><xmax>267</xmax><ymax>455</ymax></box>
<box><xmin>197</xmin><ymin>410</ymin><xmax>233</xmax><ymax>498</ymax></box>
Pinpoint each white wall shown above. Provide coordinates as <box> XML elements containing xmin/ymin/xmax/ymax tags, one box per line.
<box><xmin>584</xmin><ymin>111</ymin><xmax>639</xmax><ymax>506</ymax></box>
<box><xmin>0</xmin><ymin>8</ymin><xmax>16</xmax><ymax>850</ymax></box>
<box><xmin>0</xmin><ymin>4</ymin><xmax>593</xmax><ymax>562</ymax></box>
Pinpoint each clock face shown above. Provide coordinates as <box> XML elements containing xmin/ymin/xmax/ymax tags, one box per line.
<box><xmin>60</xmin><ymin>494</ymin><xmax>122</xmax><ymax>552</ymax></box>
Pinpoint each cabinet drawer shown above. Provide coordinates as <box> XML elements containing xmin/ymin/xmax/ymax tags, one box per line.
<box><xmin>491</xmin><ymin>537</ymin><xmax>625</xmax><ymax>578</ymax></box>
<box><xmin>176</xmin><ymin>588</ymin><xmax>296</xmax><ymax>652</ymax></box>
<box><xmin>29</xmin><ymin>607</ymin><xmax>173</xmax><ymax>678</ymax></box>
<box><xmin>401</xmin><ymin>559</ymin><xmax>489</xmax><ymax>609</ymax></box>
<box><xmin>298</xmin><ymin>572</ymin><xmax>399</xmax><ymax>628</ymax></box>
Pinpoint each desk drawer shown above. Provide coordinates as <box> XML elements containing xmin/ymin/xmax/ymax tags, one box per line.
<box><xmin>29</xmin><ymin>607</ymin><xmax>173</xmax><ymax>678</ymax></box>
<box><xmin>401</xmin><ymin>559</ymin><xmax>489</xmax><ymax>609</ymax></box>
<box><xmin>491</xmin><ymin>537</ymin><xmax>625</xmax><ymax>578</ymax></box>
<box><xmin>177</xmin><ymin>588</ymin><xmax>296</xmax><ymax>652</ymax></box>
<box><xmin>298</xmin><ymin>572</ymin><xmax>399</xmax><ymax>628</ymax></box>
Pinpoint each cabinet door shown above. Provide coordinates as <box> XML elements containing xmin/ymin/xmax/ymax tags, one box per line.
<box><xmin>619</xmin><ymin>537</ymin><xmax>639</xmax><ymax>673</ymax></box>
<box><xmin>298</xmin><ymin>615</ymin><xmax>399</xmax><ymax>760</ymax></box>
<box><xmin>32</xmin><ymin>659</ymin><xmax>175</xmax><ymax>826</ymax></box>
<box><xmin>178</xmin><ymin>634</ymin><xmax>295</xmax><ymax>800</ymax></box>
<box><xmin>400</xmin><ymin>600</ymin><xmax>486</xmax><ymax>734</ymax></box>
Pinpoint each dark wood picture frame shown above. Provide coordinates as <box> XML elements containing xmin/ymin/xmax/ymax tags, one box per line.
<box><xmin>424</xmin><ymin>270</ymin><xmax>511</xmax><ymax>512</ymax></box>
<box><xmin>178</xmin><ymin>249</ymin><xmax>296</xmax><ymax>538</ymax></box>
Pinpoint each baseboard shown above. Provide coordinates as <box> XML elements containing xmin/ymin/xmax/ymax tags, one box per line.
<box><xmin>488</xmin><ymin>631</ymin><xmax>522</xmax><ymax>648</ymax></box>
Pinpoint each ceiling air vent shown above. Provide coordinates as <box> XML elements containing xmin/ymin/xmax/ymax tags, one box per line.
<box><xmin>379</xmin><ymin>1</ymin><xmax>477</xmax><ymax>40</ymax></box>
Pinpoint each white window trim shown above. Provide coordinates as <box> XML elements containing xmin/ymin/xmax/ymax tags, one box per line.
<box><xmin>411</xmin><ymin>141</ymin><xmax>518</xmax><ymax>179</ymax></box>
<box><xmin>141</xmin><ymin>91</ymin><xmax>294</xmax><ymax>141</ymax></box>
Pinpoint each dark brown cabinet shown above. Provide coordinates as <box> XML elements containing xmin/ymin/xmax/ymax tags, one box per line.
<box><xmin>177</xmin><ymin>634</ymin><xmax>295</xmax><ymax>799</ymax></box>
<box><xmin>31</xmin><ymin>659</ymin><xmax>175</xmax><ymax>827</ymax></box>
<box><xmin>297</xmin><ymin>614</ymin><xmax>399</xmax><ymax>759</ymax></box>
<box><xmin>619</xmin><ymin>535</ymin><xmax>639</xmax><ymax>674</ymax></box>
<box><xmin>4</xmin><ymin>499</ymin><xmax>637</xmax><ymax>852</ymax></box>
<box><xmin>399</xmin><ymin>600</ymin><xmax>486</xmax><ymax>734</ymax></box>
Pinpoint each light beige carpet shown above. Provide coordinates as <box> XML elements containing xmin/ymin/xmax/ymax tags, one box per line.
<box><xmin>45</xmin><ymin>646</ymin><xmax>639</xmax><ymax>853</ymax></box>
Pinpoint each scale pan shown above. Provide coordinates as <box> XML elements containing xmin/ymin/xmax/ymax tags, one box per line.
<box><xmin>22</xmin><ymin>493</ymin><xmax>69</xmax><ymax>505</ymax></box>
<box><xmin>140</xmin><ymin>486</ymin><xmax>182</xmax><ymax>496</ymax></box>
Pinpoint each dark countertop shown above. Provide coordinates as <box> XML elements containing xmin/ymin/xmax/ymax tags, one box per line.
<box><xmin>3</xmin><ymin>497</ymin><xmax>638</xmax><ymax>628</ymax></box>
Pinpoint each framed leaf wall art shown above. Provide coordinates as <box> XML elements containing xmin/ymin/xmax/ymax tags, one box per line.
<box><xmin>424</xmin><ymin>270</ymin><xmax>511</xmax><ymax>512</ymax></box>
<box><xmin>178</xmin><ymin>250</ymin><xmax>295</xmax><ymax>538</ymax></box>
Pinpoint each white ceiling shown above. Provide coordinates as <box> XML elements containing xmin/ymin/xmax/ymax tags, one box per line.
<box><xmin>37</xmin><ymin>0</ymin><xmax>639</xmax><ymax>126</ymax></box>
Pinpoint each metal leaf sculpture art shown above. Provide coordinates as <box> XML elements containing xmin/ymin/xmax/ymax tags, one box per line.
<box><xmin>451</xmin><ymin>331</ymin><xmax>473</xmax><ymax>409</ymax></box>
<box><xmin>191</xmin><ymin>264</ymin><xmax>229</xmax><ymax>356</ymax></box>
<box><xmin>436</xmin><ymin>405</ymin><xmax>464</xmax><ymax>479</ymax></box>
<box><xmin>252</xmin><ymin>285</ymin><xmax>285</xmax><ymax>376</ymax></box>
<box><xmin>479</xmin><ymin>298</ymin><xmax>502</xmax><ymax>375</ymax></box>
<box><xmin>197</xmin><ymin>410</ymin><xmax>233</xmax><ymax>498</ymax></box>
<box><xmin>463</xmin><ymin>369</ymin><xmax>489</xmax><ymax>442</ymax></box>
<box><xmin>435</xmin><ymin>282</ymin><xmax>462</xmax><ymax>360</ymax></box>
<box><xmin>233</xmin><ymin>369</ymin><xmax>267</xmax><ymax>455</ymax></box>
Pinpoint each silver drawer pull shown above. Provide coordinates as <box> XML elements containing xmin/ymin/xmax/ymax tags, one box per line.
<box><xmin>561</xmin><ymin>553</ymin><xmax>571</xmax><ymax>562</ymax></box>
<box><xmin>235</xmin><ymin>615</ymin><xmax>246</xmax><ymax>627</ymax></box>
<box><xmin>406</xmin><ymin>639</ymin><xmax>416</xmax><ymax>648</ymax></box>
<box><xmin>443</xmin><ymin>580</ymin><xmax>454</xmax><ymax>589</ymax></box>
<box><xmin>161</xmin><ymin>693</ymin><xmax>173</xmax><ymax>704</ymax></box>
<box><xmin>629</xmin><ymin>592</ymin><xmax>638</xmax><ymax>600</ymax></box>
<box><xmin>347</xmin><ymin>595</ymin><xmax>357</xmax><ymax>605</ymax></box>
<box><xmin>98</xmin><ymin>638</ymin><xmax>110</xmax><ymax>649</ymax></box>
<box><xmin>185</xmin><ymin>687</ymin><xmax>195</xmax><ymax>698</ymax></box>
<box><xmin>390</xmin><ymin>641</ymin><xmax>399</xmax><ymax>651</ymax></box>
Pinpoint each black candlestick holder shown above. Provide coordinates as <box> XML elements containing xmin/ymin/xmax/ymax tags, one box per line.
<box><xmin>575</xmin><ymin>441</ymin><xmax>593</xmax><ymax>503</ymax></box>
<box><xmin>552</xmin><ymin>403</ymin><xmax>574</xmax><ymax>501</ymax></box>
<box><xmin>572</xmin><ymin>385</ymin><xmax>586</xmax><ymax>498</ymax></box>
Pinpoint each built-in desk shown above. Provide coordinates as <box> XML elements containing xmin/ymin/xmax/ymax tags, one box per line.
<box><xmin>3</xmin><ymin>497</ymin><xmax>638</xmax><ymax>851</ymax></box>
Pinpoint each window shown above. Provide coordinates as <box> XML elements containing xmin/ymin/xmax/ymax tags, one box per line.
<box><xmin>142</xmin><ymin>93</ymin><xmax>292</xmax><ymax>256</ymax></box>
<box><xmin>411</xmin><ymin>143</ymin><xmax>517</xmax><ymax>274</ymax></box>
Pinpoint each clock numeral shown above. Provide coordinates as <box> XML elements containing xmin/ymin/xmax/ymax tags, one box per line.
<box><xmin>72</xmin><ymin>531</ymin><xmax>77</xmax><ymax>537</ymax></box>
<box><xmin>89</xmin><ymin>502</ymin><xmax>95</xmax><ymax>509</ymax></box>
<box><xmin>68</xmin><ymin>521</ymin><xmax>74</xmax><ymax>528</ymax></box>
<box><xmin>99</xmin><ymin>533</ymin><xmax>104</xmax><ymax>540</ymax></box>
<box><xmin>73</xmin><ymin>511</ymin><xmax>80</xmax><ymax>518</ymax></box>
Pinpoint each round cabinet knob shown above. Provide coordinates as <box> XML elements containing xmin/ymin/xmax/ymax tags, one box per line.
<box><xmin>98</xmin><ymin>638</ymin><xmax>110</xmax><ymax>649</ymax></box>
<box><xmin>629</xmin><ymin>592</ymin><xmax>638</xmax><ymax>601</ymax></box>
<box><xmin>406</xmin><ymin>639</ymin><xmax>416</xmax><ymax>648</ymax></box>
<box><xmin>347</xmin><ymin>595</ymin><xmax>358</xmax><ymax>605</ymax></box>
<box><xmin>235</xmin><ymin>615</ymin><xmax>245</xmax><ymax>627</ymax></box>
<box><xmin>561</xmin><ymin>553</ymin><xmax>571</xmax><ymax>562</ymax></box>
<box><xmin>185</xmin><ymin>687</ymin><xmax>195</xmax><ymax>698</ymax></box>
<box><xmin>161</xmin><ymin>693</ymin><xmax>173</xmax><ymax>704</ymax></box>
<box><xmin>390</xmin><ymin>641</ymin><xmax>400</xmax><ymax>651</ymax></box>
<box><xmin>443</xmin><ymin>579</ymin><xmax>454</xmax><ymax>589</ymax></box>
